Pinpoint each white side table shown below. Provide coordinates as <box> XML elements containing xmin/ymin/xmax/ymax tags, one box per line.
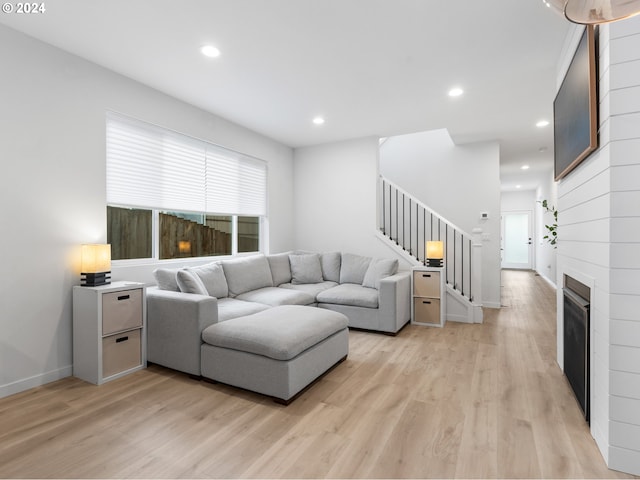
<box><xmin>411</xmin><ymin>266</ymin><xmax>445</xmax><ymax>327</ymax></box>
<box><xmin>72</xmin><ymin>281</ymin><xmax>146</xmax><ymax>384</ymax></box>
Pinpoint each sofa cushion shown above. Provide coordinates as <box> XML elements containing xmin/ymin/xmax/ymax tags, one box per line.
<box><xmin>320</xmin><ymin>252</ymin><xmax>341</xmax><ymax>283</ymax></box>
<box><xmin>176</xmin><ymin>269</ymin><xmax>209</xmax><ymax>296</ymax></box>
<box><xmin>216</xmin><ymin>297</ymin><xmax>271</xmax><ymax>322</ymax></box>
<box><xmin>289</xmin><ymin>253</ymin><xmax>323</xmax><ymax>285</ymax></box>
<box><xmin>201</xmin><ymin>305</ymin><xmax>349</xmax><ymax>361</ymax></box>
<box><xmin>362</xmin><ymin>258</ymin><xmax>399</xmax><ymax>289</ymax></box>
<box><xmin>222</xmin><ymin>254</ymin><xmax>274</xmax><ymax>296</ymax></box>
<box><xmin>236</xmin><ymin>287</ymin><xmax>315</xmax><ymax>307</ymax></box>
<box><xmin>339</xmin><ymin>253</ymin><xmax>372</xmax><ymax>285</ymax></box>
<box><xmin>317</xmin><ymin>283</ymin><xmax>379</xmax><ymax>308</ymax></box>
<box><xmin>267</xmin><ymin>252</ymin><xmax>293</xmax><ymax>286</ymax></box>
<box><xmin>279</xmin><ymin>281</ymin><xmax>338</xmax><ymax>298</ymax></box>
<box><xmin>186</xmin><ymin>262</ymin><xmax>229</xmax><ymax>298</ymax></box>
<box><xmin>153</xmin><ymin>268</ymin><xmax>180</xmax><ymax>292</ymax></box>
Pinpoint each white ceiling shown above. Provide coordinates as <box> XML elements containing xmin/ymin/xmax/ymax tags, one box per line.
<box><xmin>0</xmin><ymin>0</ymin><xmax>570</xmax><ymax>191</ymax></box>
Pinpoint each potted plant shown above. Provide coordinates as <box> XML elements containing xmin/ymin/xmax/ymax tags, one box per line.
<box><xmin>539</xmin><ymin>200</ymin><xmax>558</xmax><ymax>247</ymax></box>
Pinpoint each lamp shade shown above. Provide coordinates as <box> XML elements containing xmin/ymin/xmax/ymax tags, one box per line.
<box><xmin>81</xmin><ymin>244</ymin><xmax>111</xmax><ymax>286</ymax></box>
<box><xmin>81</xmin><ymin>244</ymin><xmax>111</xmax><ymax>273</ymax></box>
<box><xmin>542</xmin><ymin>0</ymin><xmax>568</xmax><ymax>15</ymax></box>
<box><xmin>426</xmin><ymin>241</ymin><xmax>444</xmax><ymax>267</ymax></box>
<box><xmin>565</xmin><ymin>0</ymin><xmax>640</xmax><ymax>23</ymax></box>
<box><xmin>426</xmin><ymin>241</ymin><xmax>444</xmax><ymax>260</ymax></box>
<box><xmin>543</xmin><ymin>0</ymin><xmax>640</xmax><ymax>24</ymax></box>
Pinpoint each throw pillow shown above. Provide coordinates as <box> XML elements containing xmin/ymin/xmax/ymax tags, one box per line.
<box><xmin>153</xmin><ymin>268</ymin><xmax>180</xmax><ymax>291</ymax></box>
<box><xmin>289</xmin><ymin>254</ymin><xmax>324</xmax><ymax>285</ymax></box>
<box><xmin>267</xmin><ymin>252</ymin><xmax>293</xmax><ymax>286</ymax></box>
<box><xmin>320</xmin><ymin>252</ymin><xmax>341</xmax><ymax>283</ymax></box>
<box><xmin>221</xmin><ymin>254</ymin><xmax>274</xmax><ymax>296</ymax></box>
<box><xmin>176</xmin><ymin>269</ymin><xmax>208</xmax><ymax>296</ymax></box>
<box><xmin>362</xmin><ymin>258</ymin><xmax>399</xmax><ymax>289</ymax></box>
<box><xmin>339</xmin><ymin>253</ymin><xmax>372</xmax><ymax>284</ymax></box>
<box><xmin>187</xmin><ymin>262</ymin><xmax>228</xmax><ymax>298</ymax></box>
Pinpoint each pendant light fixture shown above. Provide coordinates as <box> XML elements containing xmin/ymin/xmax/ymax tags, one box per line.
<box><xmin>542</xmin><ymin>0</ymin><xmax>640</xmax><ymax>24</ymax></box>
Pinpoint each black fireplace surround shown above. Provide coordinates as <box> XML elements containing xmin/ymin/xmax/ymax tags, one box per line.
<box><xmin>563</xmin><ymin>275</ymin><xmax>591</xmax><ymax>422</ymax></box>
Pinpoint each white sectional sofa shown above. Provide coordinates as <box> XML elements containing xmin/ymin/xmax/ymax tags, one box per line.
<box><xmin>146</xmin><ymin>251</ymin><xmax>411</xmax><ymax>379</ymax></box>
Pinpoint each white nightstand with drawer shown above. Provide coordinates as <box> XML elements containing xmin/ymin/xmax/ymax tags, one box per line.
<box><xmin>73</xmin><ymin>281</ymin><xmax>146</xmax><ymax>384</ymax></box>
<box><xmin>411</xmin><ymin>266</ymin><xmax>445</xmax><ymax>327</ymax></box>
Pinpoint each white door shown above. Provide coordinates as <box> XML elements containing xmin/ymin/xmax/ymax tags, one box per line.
<box><xmin>501</xmin><ymin>211</ymin><xmax>533</xmax><ymax>269</ymax></box>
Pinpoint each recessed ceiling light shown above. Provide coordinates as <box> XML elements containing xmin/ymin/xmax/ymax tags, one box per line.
<box><xmin>521</xmin><ymin>165</ymin><xmax>530</xmax><ymax>170</ymax></box>
<box><xmin>200</xmin><ymin>45</ymin><xmax>221</xmax><ymax>58</ymax></box>
<box><xmin>448</xmin><ymin>87</ymin><xmax>464</xmax><ymax>97</ymax></box>
<box><xmin>312</xmin><ymin>116</ymin><xmax>325</xmax><ymax>125</ymax></box>
<box><xmin>516</xmin><ymin>185</ymin><xmax>522</xmax><ymax>189</ymax></box>
<box><xmin>536</xmin><ymin>120</ymin><xmax>550</xmax><ymax>128</ymax></box>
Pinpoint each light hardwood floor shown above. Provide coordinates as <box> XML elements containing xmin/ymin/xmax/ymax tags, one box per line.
<box><xmin>0</xmin><ymin>270</ymin><xmax>636</xmax><ymax>478</ymax></box>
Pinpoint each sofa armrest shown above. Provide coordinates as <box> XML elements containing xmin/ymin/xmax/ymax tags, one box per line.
<box><xmin>378</xmin><ymin>271</ymin><xmax>411</xmax><ymax>332</ymax></box>
<box><xmin>147</xmin><ymin>287</ymin><xmax>218</xmax><ymax>376</ymax></box>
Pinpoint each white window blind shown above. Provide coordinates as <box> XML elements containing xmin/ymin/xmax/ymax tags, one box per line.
<box><xmin>106</xmin><ymin>112</ymin><xmax>267</xmax><ymax>216</ymax></box>
<box><xmin>206</xmin><ymin>151</ymin><xmax>267</xmax><ymax>216</ymax></box>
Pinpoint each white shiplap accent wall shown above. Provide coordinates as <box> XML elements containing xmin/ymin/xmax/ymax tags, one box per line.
<box><xmin>557</xmin><ymin>16</ymin><xmax>640</xmax><ymax>476</ymax></box>
<box><xmin>607</xmin><ymin>17</ymin><xmax>640</xmax><ymax>474</ymax></box>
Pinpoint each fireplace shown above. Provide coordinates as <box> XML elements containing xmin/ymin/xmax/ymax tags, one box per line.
<box><xmin>563</xmin><ymin>275</ymin><xmax>591</xmax><ymax>422</ymax></box>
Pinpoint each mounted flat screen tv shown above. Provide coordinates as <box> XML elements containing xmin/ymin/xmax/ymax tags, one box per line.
<box><xmin>554</xmin><ymin>25</ymin><xmax>598</xmax><ymax>181</ymax></box>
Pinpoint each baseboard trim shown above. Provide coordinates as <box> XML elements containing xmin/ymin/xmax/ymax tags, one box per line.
<box><xmin>0</xmin><ymin>365</ymin><xmax>72</xmax><ymax>399</ymax></box>
<box><xmin>446</xmin><ymin>313</ymin><xmax>472</xmax><ymax>324</ymax></box>
<box><xmin>483</xmin><ymin>301</ymin><xmax>502</xmax><ymax>309</ymax></box>
<box><xmin>536</xmin><ymin>271</ymin><xmax>557</xmax><ymax>289</ymax></box>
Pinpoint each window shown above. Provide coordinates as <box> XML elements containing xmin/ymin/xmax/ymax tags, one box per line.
<box><xmin>158</xmin><ymin>211</ymin><xmax>232</xmax><ymax>259</ymax></box>
<box><xmin>107</xmin><ymin>206</ymin><xmax>152</xmax><ymax>260</ymax></box>
<box><xmin>238</xmin><ymin>216</ymin><xmax>260</xmax><ymax>253</ymax></box>
<box><xmin>106</xmin><ymin>113</ymin><xmax>267</xmax><ymax>261</ymax></box>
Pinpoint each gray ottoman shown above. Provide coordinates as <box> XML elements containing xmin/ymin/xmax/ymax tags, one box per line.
<box><xmin>200</xmin><ymin>305</ymin><xmax>349</xmax><ymax>403</ymax></box>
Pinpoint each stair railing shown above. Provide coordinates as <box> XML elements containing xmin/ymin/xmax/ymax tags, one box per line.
<box><xmin>379</xmin><ymin>175</ymin><xmax>481</xmax><ymax>304</ymax></box>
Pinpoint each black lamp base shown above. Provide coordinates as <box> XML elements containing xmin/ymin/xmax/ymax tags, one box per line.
<box><xmin>425</xmin><ymin>259</ymin><xmax>443</xmax><ymax>268</ymax></box>
<box><xmin>81</xmin><ymin>272</ymin><xmax>111</xmax><ymax>287</ymax></box>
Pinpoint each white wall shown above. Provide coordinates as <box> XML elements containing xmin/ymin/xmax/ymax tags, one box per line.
<box><xmin>556</xmin><ymin>17</ymin><xmax>640</xmax><ymax>475</ymax></box>
<box><xmin>292</xmin><ymin>137</ymin><xmax>413</xmax><ymax>269</ymax></box>
<box><xmin>535</xmin><ymin>173</ymin><xmax>558</xmax><ymax>286</ymax></box>
<box><xmin>0</xmin><ymin>25</ymin><xmax>294</xmax><ymax>398</ymax></box>
<box><xmin>501</xmin><ymin>190</ymin><xmax>536</xmax><ymax>212</ymax></box>
<box><xmin>379</xmin><ymin>129</ymin><xmax>502</xmax><ymax>307</ymax></box>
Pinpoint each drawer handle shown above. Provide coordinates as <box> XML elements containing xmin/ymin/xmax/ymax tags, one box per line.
<box><xmin>116</xmin><ymin>336</ymin><xmax>129</xmax><ymax>343</ymax></box>
<box><xmin>422</xmin><ymin>301</ymin><xmax>432</xmax><ymax>304</ymax></box>
<box><xmin>117</xmin><ymin>295</ymin><xmax>130</xmax><ymax>301</ymax></box>
<box><xmin>422</xmin><ymin>274</ymin><xmax>431</xmax><ymax>278</ymax></box>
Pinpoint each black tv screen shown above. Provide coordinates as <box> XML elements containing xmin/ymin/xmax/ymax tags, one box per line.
<box><xmin>554</xmin><ymin>25</ymin><xmax>598</xmax><ymax>181</ymax></box>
